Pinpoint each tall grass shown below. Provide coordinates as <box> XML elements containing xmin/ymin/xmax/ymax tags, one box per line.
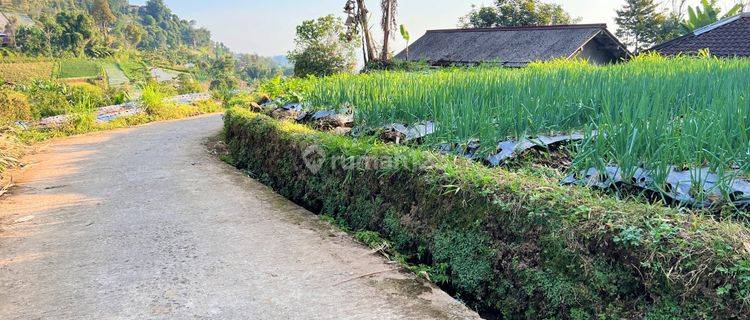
<box><xmin>305</xmin><ymin>55</ymin><xmax>750</xmax><ymax>183</ymax></box>
<box><xmin>0</xmin><ymin>124</ymin><xmax>25</xmax><ymax>184</ymax></box>
<box><xmin>142</xmin><ymin>82</ymin><xmax>221</xmax><ymax>119</ymax></box>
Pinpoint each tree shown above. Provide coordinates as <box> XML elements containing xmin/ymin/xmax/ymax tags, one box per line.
<box><xmin>55</xmin><ymin>11</ymin><xmax>96</xmax><ymax>56</ymax></box>
<box><xmin>615</xmin><ymin>0</ymin><xmax>664</xmax><ymax>52</ymax></box>
<box><xmin>681</xmin><ymin>0</ymin><xmax>744</xmax><ymax>33</ymax></box>
<box><xmin>461</xmin><ymin>6</ymin><xmax>502</xmax><ymax>28</ymax></box>
<box><xmin>460</xmin><ymin>0</ymin><xmax>577</xmax><ymax>28</ymax></box>
<box><xmin>123</xmin><ymin>22</ymin><xmax>145</xmax><ymax>48</ymax></box>
<box><xmin>108</xmin><ymin>0</ymin><xmax>130</xmax><ymax>14</ymax></box>
<box><xmin>91</xmin><ymin>0</ymin><xmax>116</xmax><ymax>34</ymax></box>
<box><xmin>236</xmin><ymin>53</ymin><xmax>283</xmax><ymax>82</ymax></box>
<box><xmin>38</xmin><ymin>14</ymin><xmax>61</xmax><ymax>54</ymax></box>
<box><xmin>344</xmin><ymin>0</ymin><xmax>378</xmax><ymax>63</ymax></box>
<box><xmin>207</xmin><ymin>51</ymin><xmax>239</xmax><ymax>90</ymax></box>
<box><xmin>380</xmin><ymin>0</ymin><xmax>397</xmax><ymax>60</ymax></box>
<box><xmin>143</xmin><ymin>0</ymin><xmax>171</xmax><ymax>23</ymax></box>
<box><xmin>288</xmin><ymin>15</ymin><xmax>358</xmax><ymax>77</ymax></box>
<box><xmin>16</xmin><ymin>26</ymin><xmax>50</xmax><ymax>55</ymax></box>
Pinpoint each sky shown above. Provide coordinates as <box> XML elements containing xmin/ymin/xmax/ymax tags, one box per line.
<box><xmin>131</xmin><ymin>0</ymin><xmax>747</xmax><ymax>57</ymax></box>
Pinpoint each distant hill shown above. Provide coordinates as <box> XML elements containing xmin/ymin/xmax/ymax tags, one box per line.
<box><xmin>0</xmin><ymin>0</ymin><xmax>130</xmax><ymax>16</ymax></box>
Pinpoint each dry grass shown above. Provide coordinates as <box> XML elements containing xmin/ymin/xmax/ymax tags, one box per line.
<box><xmin>0</xmin><ymin>124</ymin><xmax>27</xmax><ymax>192</ymax></box>
<box><xmin>0</xmin><ymin>62</ymin><xmax>54</xmax><ymax>84</ymax></box>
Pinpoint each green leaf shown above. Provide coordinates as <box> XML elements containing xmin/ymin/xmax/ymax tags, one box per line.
<box><xmin>399</xmin><ymin>24</ymin><xmax>410</xmax><ymax>42</ymax></box>
<box><xmin>723</xmin><ymin>4</ymin><xmax>744</xmax><ymax>19</ymax></box>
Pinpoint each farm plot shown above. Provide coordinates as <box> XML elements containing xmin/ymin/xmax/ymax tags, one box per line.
<box><xmin>0</xmin><ymin>61</ymin><xmax>54</xmax><ymax>84</ymax></box>
<box><xmin>151</xmin><ymin>67</ymin><xmax>181</xmax><ymax>82</ymax></box>
<box><xmin>102</xmin><ymin>63</ymin><xmax>129</xmax><ymax>86</ymax></box>
<box><xmin>57</xmin><ymin>59</ymin><xmax>102</xmax><ymax>79</ymax></box>
<box><xmin>117</xmin><ymin>57</ymin><xmax>148</xmax><ymax>84</ymax></box>
<box><xmin>287</xmin><ymin>55</ymin><xmax>750</xmax><ymax>208</ymax></box>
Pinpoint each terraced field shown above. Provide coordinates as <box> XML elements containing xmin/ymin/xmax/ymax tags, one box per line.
<box><xmin>57</xmin><ymin>59</ymin><xmax>102</xmax><ymax>79</ymax></box>
<box><xmin>0</xmin><ymin>61</ymin><xmax>54</xmax><ymax>84</ymax></box>
<box><xmin>151</xmin><ymin>67</ymin><xmax>181</xmax><ymax>82</ymax></box>
<box><xmin>264</xmin><ymin>55</ymin><xmax>750</xmax><ymax>209</ymax></box>
<box><xmin>102</xmin><ymin>63</ymin><xmax>130</xmax><ymax>86</ymax></box>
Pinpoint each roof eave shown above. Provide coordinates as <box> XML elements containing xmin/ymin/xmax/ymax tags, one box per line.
<box><xmin>568</xmin><ymin>28</ymin><xmax>632</xmax><ymax>60</ymax></box>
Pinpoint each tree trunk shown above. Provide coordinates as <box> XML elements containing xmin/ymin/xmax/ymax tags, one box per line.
<box><xmin>356</xmin><ymin>0</ymin><xmax>377</xmax><ymax>63</ymax></box>
<box><xmin>381</xmin><ymin>0</ymin><xmax>392</xmax><ymax>61</ymax></box>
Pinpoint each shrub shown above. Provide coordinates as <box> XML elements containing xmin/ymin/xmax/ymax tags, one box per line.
<box><xmin>143</xmin><ymin>81</ymin><xmax>220</xmax><ymax>119</ymax></box>
<box><xmin>0</xmin><ymin>124</ymin><xmax>26</xmax><ymax>182</ymax></box>
<box><xmin>61</xmin><ymin>111</ymin><xmax>97</xmax><ymax>133</ymax></box>
<box><xmin>141</xmin><ymin>82</ymin><xmax>168</xmax><ymax>116</ymax></box>
<box><xmin>177</xmin><ymin>73</ymin><xmax>203</xmax><ymax>94</ymax></box>
<box><xmin>104</xmin><ymin>86</ymin><xmax>131</xmax><ymax>105</ymax></box>
<box><xmin>223</xmin><ymin>92</ymin><xmax>256</xmax><ymax>109</ymax></box>
<box><xmin>0</xmin><ymin>88</ymin><xmax>32</xmax><ymax>121</ymax></box>
<box><xmin>224</xmin><ymin>109</ymin><xmax>750</xmax><ymax>319</ymax></box>
<box><xmin>18</xmin><ymin>80</ymin><xmax>71</xmax><ymax>118</ymax></box>
<box><xmin>255</xmin><ymin>76</ymin><xmax>314</xmax><ymax>103</ymax></box>
<box><xmin>69</xmin><ymin>83</ymin><xmax>106</xmax><ymax>110</ymax></box>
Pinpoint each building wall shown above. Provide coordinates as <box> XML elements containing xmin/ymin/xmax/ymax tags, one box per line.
<box><xmin>576</xmin><ymin>40</ymin><xmax>619</xmax><ymax>65</ymax></box>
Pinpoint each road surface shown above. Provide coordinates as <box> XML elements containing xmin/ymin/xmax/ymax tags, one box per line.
<box><xmin>0</xmin><ymin>114</ymin><xmax>479</xmax><ymax>320</ymax></box>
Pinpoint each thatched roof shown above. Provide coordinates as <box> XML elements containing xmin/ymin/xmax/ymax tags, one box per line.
<box><xmin>395</xmin><ymin>24</ymin><xmax>630</xmax><ymax>66</ymax></box>
<box><xmin>651</xmin><ymin>13</ymin><xmax>750</xmax><ymax>57</ymax></box>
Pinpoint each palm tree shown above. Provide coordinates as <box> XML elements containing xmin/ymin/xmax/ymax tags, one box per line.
<box><xmin>344</xmin><ymin>0</ymin><xmax>378</xmax><ymax>63</ymax></box>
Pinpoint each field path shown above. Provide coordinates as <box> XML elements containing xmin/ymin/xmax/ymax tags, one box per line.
<box><xmin>0</xmin><ymin>114</ymin><xmax>479</xmax><ymax>320</ymax></box>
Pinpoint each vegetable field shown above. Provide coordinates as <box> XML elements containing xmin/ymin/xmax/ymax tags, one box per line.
<box><xmin>102</xmin><ymin>63</ymin><xmax>129</xmax><ymax>86</ymax></box>
<box><xmin>57</xmin><ymin>59</ymin><xmax>102</xmax><ymax>79</ymax></box>
<box><xmin>303</xmin><ymin>55</ymin><xmax>750</xmax><ymax>206</ymax></box>
<box><xmin>0</xmin><ymin>61</ymin><xmax>54</xmax><ymax>84</ymax></box>
<box><xmin>115</xmin><ymin>54</ymin><xmax>149</xmax><ymax>84</ymax></box>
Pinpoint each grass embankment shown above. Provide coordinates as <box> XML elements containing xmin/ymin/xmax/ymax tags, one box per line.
<box><xmin>224</xmin><ymin>108</ymin><xmax>750</xmax><ymax>319</ymax></box>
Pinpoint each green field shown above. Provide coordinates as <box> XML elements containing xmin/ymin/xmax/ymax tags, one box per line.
<box><xmin>57</xmin><ymin>59</ymin><xmax>102</xmax><ymax>79</ymax></box>
<box><xmin>302</xmin><ymin>55</ymin><xmax>750</xmax><ymax>194</ymax></box>
<box><xmin>102</xmin><ymin>62</ymin><xmax>129</xmax><ymax>86</ymax></box>
<box><xmin>117</xmin><ymin>57</ymin><xmax>148</xmax><ymax>84</ymax></box>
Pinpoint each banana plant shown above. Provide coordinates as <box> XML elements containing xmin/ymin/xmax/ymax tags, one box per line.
<box><xmin>399</xmin><ymin>24</ymin><xmax>410</xmax><ymax>61</ymax></box>
<box><xmin>681</xmin><ymin>0</ymin><xmax>745</xmax><ymax>33</ymax></box>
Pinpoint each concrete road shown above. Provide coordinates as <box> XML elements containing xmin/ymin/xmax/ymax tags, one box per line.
<box><xmin>0</xmin><ymin>114</ymin><xmax>480</xmax><ymax>320</ymax></box>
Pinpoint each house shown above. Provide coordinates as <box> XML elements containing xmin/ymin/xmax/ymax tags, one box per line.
<box><xmin>651</xmin><ymin>13</ymin><xmax>750</xmax><ymax>57</ymax></box>
<box><xmin>395</xmin><ymin>24</ymin><xmax>631</xmax><ymax>67</ymax></box>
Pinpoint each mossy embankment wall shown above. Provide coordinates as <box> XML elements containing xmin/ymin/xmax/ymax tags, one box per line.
<box><xmin>224</xmin><ymin>108</ymin><xmax>750</xmax><ymax>319</ymax></box>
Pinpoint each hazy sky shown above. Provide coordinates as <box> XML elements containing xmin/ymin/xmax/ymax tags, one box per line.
<box><xmin>131</xmin><ymin>0</ymin><xmax>747</xmax><ymax>56</ymax></box>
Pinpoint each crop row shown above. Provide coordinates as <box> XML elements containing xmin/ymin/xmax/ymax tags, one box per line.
<box><xmin>298</xmin><ymin>54</ymin><xmax>750</xmax><ymax>203</ymax></box>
